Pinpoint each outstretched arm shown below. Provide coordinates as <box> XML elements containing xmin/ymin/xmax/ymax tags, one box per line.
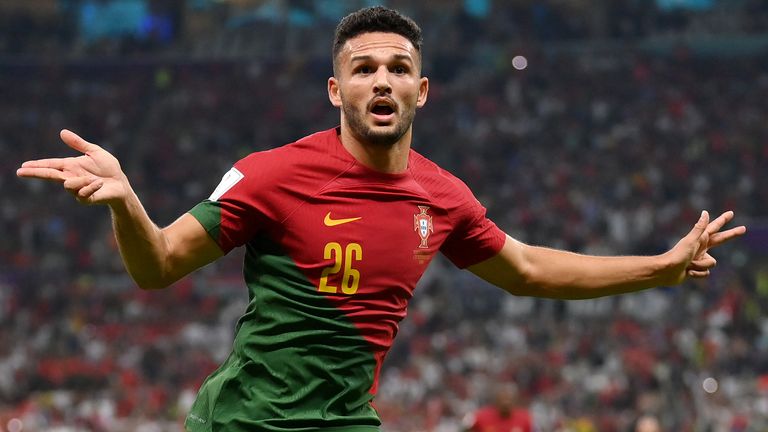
<box><xmin>17</xmin><ymin>130</ymin><xmax>223</xmax><ymax>289</ymax></box>
<box><xmin>468</xmin><ymin>211</ymin><xmax>746</xmax><ymax>299</ymax></box>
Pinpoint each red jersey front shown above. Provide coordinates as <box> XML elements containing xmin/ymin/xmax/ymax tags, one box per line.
<box><xmin>186</xmin><ymin>127</ymin><xmax>506</xmax><ymax>431</ymax></box>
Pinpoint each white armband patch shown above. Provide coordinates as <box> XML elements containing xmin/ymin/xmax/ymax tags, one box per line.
<box><xmin>208</xmin><ymin>167</ymin><xmax>244</xmax><ymax>202</ymax></box>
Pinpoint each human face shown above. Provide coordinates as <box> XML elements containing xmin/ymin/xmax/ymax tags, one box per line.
<box><xmin>328</xmin><ymin>32</ymin><xmax>429</xmax><ymax>147</ymax></box>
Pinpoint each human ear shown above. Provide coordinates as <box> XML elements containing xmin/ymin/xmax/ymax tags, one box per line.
<box><xmin>328</xmin><ymin>77</ymin><xmax>342</xmax><ymax>108</ymax></box>
<box><xmin>416</xmin><ymin>76</ymin><xmax>429</xmax><ymax>108</ymax></box>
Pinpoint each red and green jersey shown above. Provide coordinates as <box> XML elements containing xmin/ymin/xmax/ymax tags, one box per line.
<box><xmin>185</xmin><ymin>128</ymin><xmax>506</xmax><ymax>431</ymax></box>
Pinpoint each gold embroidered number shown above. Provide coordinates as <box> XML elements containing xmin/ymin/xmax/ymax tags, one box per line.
<box><xmin>341</xmin><ymin>243</ymin><xmax>362</xmax><ymax>294</ymax></box>
<box><xmin>318</xmin><ymin>242</ymin><xmax>363</xmax><ymax>294</ymax></box>
<box><xmin>318</xmin><ymin>242</ymin><xmax>342</xmax><ymax>293</ymax></box>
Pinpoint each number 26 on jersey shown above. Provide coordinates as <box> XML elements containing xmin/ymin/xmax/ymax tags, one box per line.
<box><xmin>318</xmin><ymin>242</ymin><xmax>362</xmax><ymax>295</ymax></box>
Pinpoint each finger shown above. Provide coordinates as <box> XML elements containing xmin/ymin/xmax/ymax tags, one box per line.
<box><xmin>16</xmin><ymin>167</ymin><xmax>68</xmax><ymax>182</ymax></box>
<box><xmin>689</xmin><ymin>253</ymin><xmax>716</xmax><ymax>270</ymax></box>
<box><xmin>687</xmin><ymin>269</ymin><xmax>710</xmax><ymax>278</ymax></box>
<box><xmin>19</xmin><ymin>158</ymin><xmax>72</xmax><ymax>170</ymax></box>
<box><xmin>705</xmin><ymin>210</ymin><xmax>735</xmax><ymax>235</ymax></box>
<box><xmin>708</xmin><ymin>226</ymin><xmax>747</xmax><ymax>248</ymax></box>
<box><xmin>75</xmin><ymin>179</ymin><xmax>104</xmax><ymax>203</ymax></box>
<box><xmin>60</xmin><ymin>129</ymin><xmax>101</xmax><ymax>154</ymax></box>
<box><xmin>63</xmin><ymin>176</ymin><xmax>98</xmax><ymax>194</ymax></box>
<box><xmin>683</xmin><ymin>210</ymin><xmax>710</xmax><ymax>242</ymax></box>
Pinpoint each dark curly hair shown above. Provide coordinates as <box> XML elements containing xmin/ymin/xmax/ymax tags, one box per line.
<box><xmin>332</xmin><ymin>6</ymin><xmax>423</xmax><ymax>75</ymax></box>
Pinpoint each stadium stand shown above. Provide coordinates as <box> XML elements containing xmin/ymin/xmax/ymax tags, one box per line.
<box><xmin>1</xmin><ymin>1</ymin><xmax>766</xmax><ymax>431</ymax></box>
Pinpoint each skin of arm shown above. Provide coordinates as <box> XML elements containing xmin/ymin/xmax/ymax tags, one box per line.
<box><xmin>468</xmin><ymin>211</ymin><xmax>746</xmax><ymax>299</ymax></box>
<box><xmin>110</xmin><ymin>198</ymin><xmax>223</xmax><ymax>289</ymax></box>
<box><xmin>17</xmin><ymin>130</ymin><xmax>223</xmax><ymax>289</ymax></box>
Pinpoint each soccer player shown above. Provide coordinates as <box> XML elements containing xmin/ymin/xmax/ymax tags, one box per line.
<box><xmin>17</xmin><ymin>6</ymin><xmax>745</xmax><ymax>432</ymax></box>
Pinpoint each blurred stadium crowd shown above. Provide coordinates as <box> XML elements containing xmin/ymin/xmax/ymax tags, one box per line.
<box><xmin>2</xmin><ymin>0</ymin><xmax>768</xmax><ymax>431</ymax></box>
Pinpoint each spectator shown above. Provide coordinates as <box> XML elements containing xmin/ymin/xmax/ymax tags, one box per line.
<box><xmin>1</xmin><ymin>2</ymin><xmax>765</xmax><ymax>430</ymax></box>
<box><xmin>464</xmin><ymin>384</ymin><xmax>532</xmax><ymax>432</ymax></box>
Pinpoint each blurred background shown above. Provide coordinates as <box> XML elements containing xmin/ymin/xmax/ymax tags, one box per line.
<box><xmin>2</xmin><ymin>0</ymin><xmax>768</xmax><ymax>431</ymax></box>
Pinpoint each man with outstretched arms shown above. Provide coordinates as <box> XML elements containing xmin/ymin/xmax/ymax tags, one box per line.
<box><xmin>17</xmin><ymin>6</ymin><xmax>746</xmax><ymax>432</ymax></box>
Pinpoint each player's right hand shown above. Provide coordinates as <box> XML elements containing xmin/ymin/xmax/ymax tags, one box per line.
<box><xmin>17</xmin><ymin>129</ymin><xmax>129</xmax><ymax>206</ymax></box>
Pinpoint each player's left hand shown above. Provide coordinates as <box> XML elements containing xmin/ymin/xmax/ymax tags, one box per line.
<box><xmin>663</xmin><ymin>210</ymin><xmax>746</xmax><ymax>284</ymax></box>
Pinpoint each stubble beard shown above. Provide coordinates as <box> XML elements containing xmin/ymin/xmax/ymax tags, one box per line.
<box><xmin>342</xmin><ymin>98</ymin><xmax>416</xmax><ymax>147</ymax></box>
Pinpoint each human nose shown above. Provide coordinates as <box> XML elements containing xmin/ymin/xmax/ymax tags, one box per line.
<box><xmin>372</xmin><ymin>66</ymin><xmax>392</xmax><ymax>94</ymax></box>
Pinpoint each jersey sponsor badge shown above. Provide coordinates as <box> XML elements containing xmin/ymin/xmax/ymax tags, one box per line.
<box><xmin>413</xmin><ymin>206</ymin><xmax>434</xmax><ymax>249</ymax></box>
<box><xmin>208</xmin><ymin>167</ymin><xmax>244</xmax><ymax>202</ymax></box>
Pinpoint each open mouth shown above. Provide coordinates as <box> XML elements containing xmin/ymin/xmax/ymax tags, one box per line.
<box><xmin>369</xmin><ymin>99</ymin><xmax>396</xmax><ymax>122</ymax></box>
<box><xmin>371</xmin><ymin>105</ymin><xmax>395</xmax><ymax>115</ymax></box>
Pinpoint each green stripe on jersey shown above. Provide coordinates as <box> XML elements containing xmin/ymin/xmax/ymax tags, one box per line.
<box><xmin>189</xmin><ymin>201</ymin><xmax>222</xmax><ymax>245</ymax></box>
<box><xmin>185</xmin><ymin>205</ymin><xmax>379</xmax><ymax>432</ymax></box>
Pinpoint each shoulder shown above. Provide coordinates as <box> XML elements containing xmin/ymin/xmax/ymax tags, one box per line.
<box><xmin>409</xmin><ymin>150</ymin><xmax>476</xmax><ymax>206</ymax></box>
<box><xmin>205</xmin><ymin>128</ymin><xmax>347</xmax><ymax>223</ymax></box>
<box><xmin>233</xmin><ymin>128</ymin><xmax>346</xmax><ymax>183</ymax></box>
<box><xmin>236</xmin><ymin>129</ymin><xmax>336</xmax><ymax>170</ymax></box>
<box><xmin>409</xmin><ymin>150</ymin><xmax>462</xmax><ymax>184</ymax></box>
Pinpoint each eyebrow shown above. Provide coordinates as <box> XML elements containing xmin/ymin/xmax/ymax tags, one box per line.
<box><xmin>350</xmin><ymin>54</ymin><xmax>413</xmax><ymax>64</ymax></box>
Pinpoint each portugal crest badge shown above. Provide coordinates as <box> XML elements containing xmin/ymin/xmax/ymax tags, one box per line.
<box><xmin>413</xmin><ymin>206</ymin><xmax>434</xmax><ymax>249</ymax></box>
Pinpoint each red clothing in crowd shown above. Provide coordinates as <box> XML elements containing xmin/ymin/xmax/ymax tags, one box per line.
<box><xmin>469</xmin><ymin>406</ymin><xmax>532</xmax><ymax>432</ymax></box>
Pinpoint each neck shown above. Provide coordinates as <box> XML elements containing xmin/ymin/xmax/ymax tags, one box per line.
<box><xmin>338</xmin><ymin>124</ymin><xmax>411</xmax><ymax>174</ymax></box>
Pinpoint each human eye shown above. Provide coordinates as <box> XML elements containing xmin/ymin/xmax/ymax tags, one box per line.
<box><xmin>392</xmin><ymin>65</ymin><xmax>408</xmax><ymax>75</ymax></box>
<box><xmin>355</xmin><ymin>65</ymin><xmax>372</xmax><ymax>74</ymax></box>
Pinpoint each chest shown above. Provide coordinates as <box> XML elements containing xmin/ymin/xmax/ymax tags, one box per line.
<box><xmin>277</xmin><ymin>184</ymin><xmax>451</xmax><ymax>297</ymax></box>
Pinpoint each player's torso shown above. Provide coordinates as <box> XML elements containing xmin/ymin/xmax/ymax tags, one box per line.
<box><xmin>277</xmin><ymin>165</ymin><xmax>449</xmax><ymax>342</ymax></box>
<box><xmin>240</xmin><ymin>130</ymin><xmax>462</xmax><ymax>347</ymax></box>
<box><xmin>233</xmin><ymin>132</ymin><xmax>460</xmax><ymax>391</ymax></box>
<box><xmin>188</xmin><ymin>131</ymin><xmax>468</xmax><ymax>431</ymax></box>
